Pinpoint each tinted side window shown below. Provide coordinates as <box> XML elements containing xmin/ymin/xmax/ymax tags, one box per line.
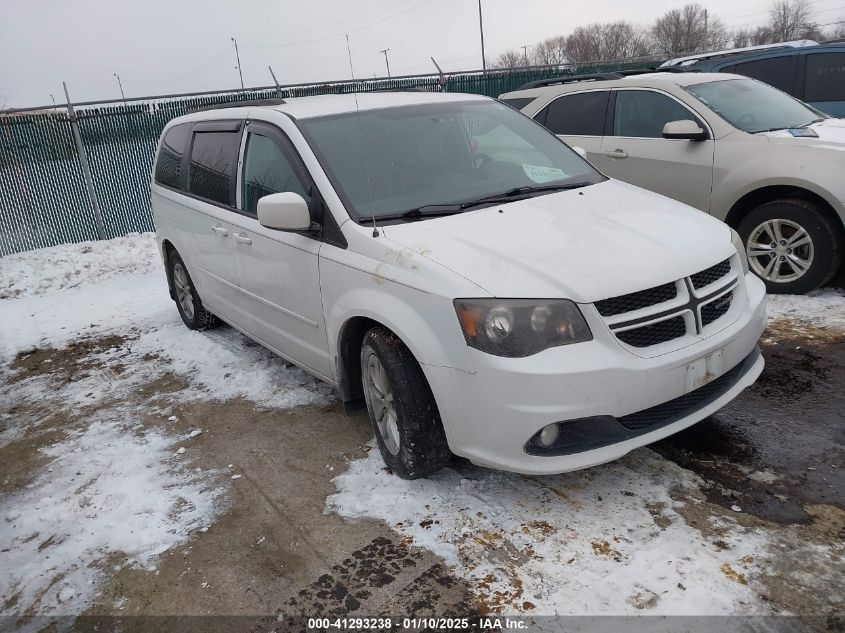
<box><xmin>188</xmin><ymin>130</ymin><xmax>240</xmax><ymax>205</ymax></box>
<box><xmin>154</xmin><ymin>123</ymin><xmax>189</xmax><ymax>189</ymax></box>
<box><xmin>732</xmin><ymin>56</ymin><xmax>798</xmax><ymax>94</ymax></box>
<box><xmin>613</xmin><ymin>90</ymin><xmax>699</xmax><ymax>138</ymax></box>
<box><xmin>242</xmin><ymin>133</ymin><xmax>311</xmax><ymax>214</ymax></box>
<box><xmin>805</xmin><ymin>53</ymin><xmax>845</xmax><ymax>102</ymax></box>
<box><xmin>542</xmin><ymin>91</ymin><xmax>609</xmax><ymax>136</ymax></box>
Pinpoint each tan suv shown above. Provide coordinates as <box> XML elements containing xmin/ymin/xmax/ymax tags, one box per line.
<box><xmin>501</xmin><ymin>71</ymin><xmax>845</xmax><ymax>293</ymax></box>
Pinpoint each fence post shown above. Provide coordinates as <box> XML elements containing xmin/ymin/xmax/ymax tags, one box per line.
<box><xmin>63</xmin><ymin>81</ymin><xmax>106</xmax><ymax>240</ymax></box>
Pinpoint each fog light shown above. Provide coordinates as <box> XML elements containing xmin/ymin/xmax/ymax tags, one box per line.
<box><xmin>538</xmin><ymin>423</ymin><xmax>560</xmax><ymax>447</ymax></box>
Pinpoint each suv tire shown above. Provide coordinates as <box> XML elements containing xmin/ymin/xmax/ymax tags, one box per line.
<box><xmin>360</xmin><ymin>327</ymin><xmax>451</xmax><ymax>479</ymax></box>
<box><xmin>168</xmin><ymin>250</ymin><xmax>218</xmax><ymax>330</ymax></box>
<box><xmin>737</xmin><ymin>199</ymin><xmax>842</xmax><ymax>294</ymax></box>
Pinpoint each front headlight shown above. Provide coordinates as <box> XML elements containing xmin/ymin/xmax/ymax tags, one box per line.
<box><xmin>730</xmin><ymin>228</ymin><xmax>750</xmax><ymax>275</ymax></box>
<box><xmin>454</xmin><ymin>299</ymin><xmax>592</xmax><ymax>357</ymax></box>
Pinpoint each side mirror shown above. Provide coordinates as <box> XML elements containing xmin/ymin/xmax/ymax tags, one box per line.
<box><xmin>257</xmin><ymin>192</ymin><xmax>311</xmax><ymax>231</ymax></box>
<box><xmin>662</xmin><ymin>120</ymin><xmax>708</xmax><ymax>141</ymax></box>
<box><xmin>572</xmin><ymin>146</ymin><xmax>588</xmax><ymax>159</ymax></box>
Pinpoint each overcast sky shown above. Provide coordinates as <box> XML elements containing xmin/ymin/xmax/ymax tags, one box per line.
<box><xmin>1</xmin><ymin>0</ymin><xmax>841</xmax><ymax>108</ymax></box>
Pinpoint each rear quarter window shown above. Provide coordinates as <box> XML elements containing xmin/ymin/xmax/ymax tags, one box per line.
<box><xmin>730</xmin><ymin>56</ymin><xmax>798</xmax><ymax>94</ymax></box>
<box><xmin>538</xmin><ymin>91</ymin><xmax>609</xmax><ymax>136</ymax></box>
<box><xmin>154</xmin><ymin>123</ymin><xmax>190</xmax><ymax>189</ymax></box>
<box><xmin>188</xmin><ymin>129</ymin><xmax>241</xmax><ymax>206</ymax></box>
<box><xmin>805</xmin><ymin>52</ymin><xmax>845</xmax><ymax>102</ymax></box>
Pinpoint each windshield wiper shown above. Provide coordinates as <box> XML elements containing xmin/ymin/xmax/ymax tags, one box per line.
<box><xmin>467</xmin><ymin>181</ymin><xmax>593</xmax><ymax>205</ymax></box>
<box><xmin>494</xmin><ymin>181</ymin><xmax>592</xmax><ymax>198</ymax></box>
<box><xmin>797</xmin><ymin>118</ymin><xmax>825</xmax><ymax>128</ymax></box>
<box><xmin>372</xmin><ymin>181</ymin><xmax>594</xmax><ymax>222</ymax></box>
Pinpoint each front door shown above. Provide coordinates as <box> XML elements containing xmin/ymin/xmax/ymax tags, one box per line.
<box><xmin>225</xmin><ymin>122</ymin><xmax>332</xmax><ymax>379</ymax></box>
<box><xmin>600</xmin><ymin>89</ymin><xmax>715</xmax><ymax>212</ymax></box>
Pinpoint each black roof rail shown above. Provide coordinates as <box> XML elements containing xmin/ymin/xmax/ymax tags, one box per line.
<box><xmin>189</xmin><ymin>97</ymin><xmax>287</xmax><ymax>112</ymax></box>
<box><xmin>516</xmin><ymin>73</ymin><xmax>623</xmax><ymax>90</ymax></box>
<box><xmin>617</xmin><ymin>67</ymin><xmax>701</xmax><ymax>76</ymax></box>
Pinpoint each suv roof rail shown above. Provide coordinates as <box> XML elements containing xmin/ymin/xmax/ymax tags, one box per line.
<box><xmin>659</xmin><ymin>39</ymin><xmax>818</xmax><ymax>67</ymax></box>
<box><xmin>616</xmin><ymin>67</ymin><xmax>698</xmax><ymax>76</ymax></box>
<box><xmin>189</xmin><ymin>97</ymin><xmax>287</xmax><ymax>112</ymax></box>
<box><xmin>516</xmin><ymin>73</ymin><xmax>622</xmax><ymax>90</ymax></box>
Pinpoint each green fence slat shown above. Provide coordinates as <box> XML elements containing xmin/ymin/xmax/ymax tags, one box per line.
<box><xmin>0</xmin><ymin>63</ymin><xmax>656</xmax><ymax>256</ymax></box>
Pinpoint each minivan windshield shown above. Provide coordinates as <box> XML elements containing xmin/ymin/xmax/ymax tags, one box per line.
<box><xmin>299</xmin><ymin>100</ymin><xmax>604</xmax><ymax>221</ymax></box>
<box><xmin>685</xmin><ymin>78</ymin><xmax>825</xmax><ymax>133</ymax></box>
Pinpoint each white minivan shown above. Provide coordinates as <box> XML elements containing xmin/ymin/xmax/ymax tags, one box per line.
<box><xmin>150</xmin><ymin>92</ymin><xmax>767</xmax><ymax>479</ymax></box>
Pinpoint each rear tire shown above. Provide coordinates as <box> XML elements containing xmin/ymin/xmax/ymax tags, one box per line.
<box><xmin>167</xmin><ymin>250</ymin><xmax>218</xmax><ymax>330</ymax></box>
<box><xmin>737</xmin><ymin>199</ymin><xmax>842</xmax><ymax>294</ymax></box>
<box><xmin>360</xmin><ymin>327</ymin><xmax>451</xmax><ymax>479</ymax></box>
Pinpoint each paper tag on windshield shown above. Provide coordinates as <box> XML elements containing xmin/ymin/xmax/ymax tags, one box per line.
<box><xmin>522</xmin><ymin>164</ymin><xmax>566</xmax><ymax>183</ymax></box>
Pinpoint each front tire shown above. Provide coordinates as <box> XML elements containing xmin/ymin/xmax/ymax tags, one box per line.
<box><xmin>737</xmin><ymin>199</ymin><xmax>842</xmax><ymax>294</ymax></box>
<box><xmin>360</xmin><ymin>327</ymin><xmax>451</xmax><ymax>479</ymax></box>
<box><xmin>167</xmin><ymin>250</ymin><xmax>218</xmax><ymax>330</ymax></box>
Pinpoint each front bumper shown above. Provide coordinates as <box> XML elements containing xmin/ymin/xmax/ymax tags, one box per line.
<box><xmin>423</xmin><ymin>272</ymin><xmax>767</xmax><ymax>475</ymax></box>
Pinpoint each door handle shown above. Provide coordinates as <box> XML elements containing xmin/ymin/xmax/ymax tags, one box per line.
<box><xmin>604</xmin><ymin>149</ymin><xmax>628</xmax><ymax>159</ymax></box>
<box><xmin>212</xmin><ymin>225</ymin><xmax>229</xmax><ymax>237</ymax></box>
<box><xmin>232</xmin><ymin>232</ymin><xmax>253</xmax><ymax>245</ymax></box>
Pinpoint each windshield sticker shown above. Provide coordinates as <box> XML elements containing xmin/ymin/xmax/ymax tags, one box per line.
<box><xmin>522</xmin><ymin>164</ymin><xmax>567</xmax><ymax>183</ymax></box>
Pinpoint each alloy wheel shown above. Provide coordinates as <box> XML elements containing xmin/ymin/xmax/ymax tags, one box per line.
<box><xmin>364</xmin><ymin>352</ymin><xmax>401</xmax><ymax>455</ymax></box>
<box><xmin>746</xmin><ymin>219</ymin><xmax>814</xmax><ymax>284</ymax></box>
<box><xmin>172</xmin><ymin>262</ymin><xmax>195</xmax><ymax>321</ymax></box>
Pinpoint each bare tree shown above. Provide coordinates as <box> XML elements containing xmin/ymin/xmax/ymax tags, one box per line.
<box><xmin>732</xmin><ymin>28</ymin><xmax>754</xmax><ymax>48</ymax></box>
<box><xmin>827</xmin><ymin>21</ymin><xmax>845</xmax><ymax>40</ymax></box>
<box><xmin>769</xmin><ymin>0</ymin><xmax>813</xmax><ymax>41</ymax></box>
<box><xmin>566</xmin><ymin>21</ymin><xmax>654</xmax><ymax>63</ymax></box>
<box><xmin>652</xmin><ymin>4</ymin><xmax>727</xmax><ymax>55</ymax></box>
<box><xmin>532</xmin><ymin>35</ymin><xmax>569</xmax><ymax>67</ymax></box>
<box><xmin>492</xmin><ymin>49</ymin><xmax>524</xmax><ymax>69</ymax></box>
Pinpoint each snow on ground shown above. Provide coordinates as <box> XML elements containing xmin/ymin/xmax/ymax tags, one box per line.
<box><xmin>766</xmin><ymin>288</ymin><xmax>845</xmax><ymax>332</ymax></box>
<box><xmin>0</xmin><ymin>234</ymin><xmax>332</xmax><ymax>618</ymax></box>
<box><xmin>0</xmin><ymin>234</ymin><xmax>333</xmax><ymax>414</ymax></box>
<box><xmin>0</xmin><ymin>233</ymin><xmax>161</xmax><ymax>300</ymax></box>
<box><xmin>327</xmin><ymin>446</ymin><xmax>772</xmax><ymax>616</ymax></box>
<box><xmin>1</xmin><ymin>233</ymin><xmax>842</xmax><ymax>619</ymax></box>
<box><xmin>0</xmin><ymin>411</ymin><xmax>221</xmax><ymax>619</ymax></box>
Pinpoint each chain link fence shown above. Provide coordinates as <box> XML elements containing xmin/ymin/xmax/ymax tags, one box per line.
<box><xmin>0</xmin><ymin>59</ymin><xmax>657</xmax><ymax>256</ymax></box>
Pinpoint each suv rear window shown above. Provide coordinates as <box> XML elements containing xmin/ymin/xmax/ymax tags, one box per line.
<box><xmin>729</xmin><ymin>56</ymin><xmax>798</xmax><ymax>94</ymax></box>
<box><xmin>188</xmin><ymin>130</ymin><xmax>240</xmax><ymax>205</ymax></box>
<box><xmin>805</xmin><ymin>52</ymin><xmax>845</xmax><ymax>102</ymax></box>
<box><xmin>154</xmin><ymin>123</ymin><xmax>190</xmax><ymax>189</ymax></box>
<box><xmin>537</xmin><ymin>91</ymin><xmax>609</xmax><ymax>136</ymax></box>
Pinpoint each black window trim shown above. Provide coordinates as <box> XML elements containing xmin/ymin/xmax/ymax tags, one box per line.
<box><xmin>533</xmin><ymin>88</ymin><xmax>611</xmax><ymax>137</ymax></box>
<box><xmin>153</xmin><ymin>121</ymin><xmax>192</xmax><ymax>193</ymax></box>
<box><xmin>238</xmin><ymin>119</ymin><xmax>347</xmax><ymax>249</ymax></box>
<box><xmin>182</xmin><ymin>118</ymin><xmax>244</xmax><ymax>210</ymax></box>
<box><xmin>608</xmin><ymin>87</ymin><xmax>713</xmax><ymax>141</ymax></box>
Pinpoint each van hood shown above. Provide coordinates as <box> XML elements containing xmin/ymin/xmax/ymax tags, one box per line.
<box><xmin>381</xmin><ymin>179</ymin><xmax>733</xmax><ymax>303</ymax></box>
<box><xmin>761</xmin><ymin>117</ymin><xmax>845</xmax><ymax>150</ymax></box>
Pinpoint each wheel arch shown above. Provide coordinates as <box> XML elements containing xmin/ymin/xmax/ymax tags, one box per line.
<box><xmin>724</xmin><ymin>185</ymin><xmax>844</xmax><ymax>237</ymax></box>
<box><xmin>335</xmin><ymin>315</ymin><xmax>382</xmax><ymax>412</ymax></box>
<box><xmin>161</xmin><ymin>239</ymin><xmax>177</xmax><ymax>301</ymax></box>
